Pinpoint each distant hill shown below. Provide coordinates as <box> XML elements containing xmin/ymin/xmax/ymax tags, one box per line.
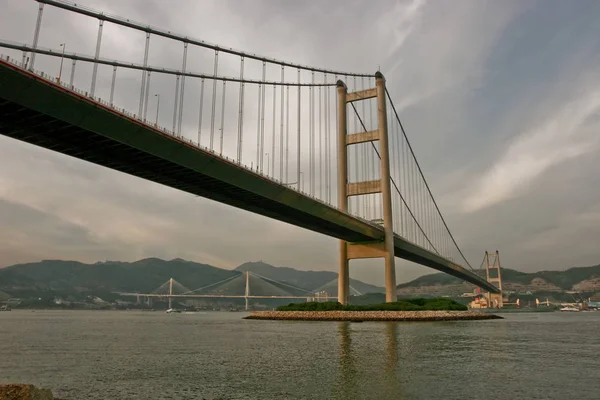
<box><xmin>235</xmin><ymin>261</ymin><xmax>384</xmax><ymax>295</ymax></box>
<box><xmin>7</xmin><ymin>258</ymin><xmax>596</xmax><ymax>300</ymax></box>
<box><xmin>0</xmin><ymin>258</ymin><xmax>384</xmax><ymax>299</ymax></box>
<box><xmin>397</xmin><ymin>264</ymin><xmax>600</xmax><ymax>296</ymax></box>
<box><xmin>0</xmin><ymin>258</ymin><xmax>238</xmax><ymax>298</ymax></box>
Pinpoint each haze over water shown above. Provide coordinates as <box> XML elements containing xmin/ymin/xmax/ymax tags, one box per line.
<box><xmin>1</xmin><ymin>311</ymin><xmax>599</xmax><ymax>399</ymax></box>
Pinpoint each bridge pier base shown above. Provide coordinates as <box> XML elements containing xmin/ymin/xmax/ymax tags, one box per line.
<box><xmin>338</xmin><ymin>242</ymin><xmax>350</xmax><ymax>305</ymax></box>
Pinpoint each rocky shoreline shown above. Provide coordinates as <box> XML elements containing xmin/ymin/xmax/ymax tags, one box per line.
<box><xmin>244</xmin><ymin>310</ymin><xmax>503</xmax><ymax>321</ymax></box>
<box><xmin>0</xmin><ymin>384</ymin><xmax>60</xmax><ymax>400</ymax></box>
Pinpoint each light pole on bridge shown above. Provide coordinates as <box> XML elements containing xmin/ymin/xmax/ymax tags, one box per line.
<box><xmin>265</xmin><ymin>153</ymin><xmax>270</xmax><ymax>176</ymax></box>
<box><xmin>154</xmin><ymin>94</ymin><xmax>160</xmax><ymax>127</ymax></box>
<box><xmin>57</xmin><ymin>43</ymin><xmax>66</xmax><ymax>84</ymax></box>
<box><xmin>282</xmin><ymin>171</ymin><xmax>303</xmax><ymax>191</ymax></box>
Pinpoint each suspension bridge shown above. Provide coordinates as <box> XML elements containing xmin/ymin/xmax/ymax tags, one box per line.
<box><xmin>116</xmin><ymin>272</ymin><xmax>365</xmax><ymax>311</ymax></box>
<box><xmin>0</xmin><ymin>0</ymin><xmax>499</xmax><ymax>305</ymax></box>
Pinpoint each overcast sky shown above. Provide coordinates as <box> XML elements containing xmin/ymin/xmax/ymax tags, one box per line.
<box><xmin>1</xmin><ymin>0</ymin><xmax>599</xmax><ymax>286</ymax></box>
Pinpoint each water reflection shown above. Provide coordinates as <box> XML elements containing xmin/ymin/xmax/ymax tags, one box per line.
<box><xmin>334</xmin><ymin>321</ymin><xmax>406</xmax><ymax>399</ymax></box>
<box><xmin>383</xmin><ymin>322</ymin><xmax>405</xmax><ymax>398</ymax></box>
<box><xmin>336</xmin><ymin>321</ymin><xmax>358</xmax><ymax>399</ymax></box>
<box><xmin>385</xmin><ymin>322</ymin><xmax>398</xmax><ymax>376</ymax></box>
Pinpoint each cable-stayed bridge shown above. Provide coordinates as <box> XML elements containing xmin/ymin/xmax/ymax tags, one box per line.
<box><xmin>117</xmin><ymin>273</ymin><xmax>357</xmax><ymax>311</ymax></box>
<box><xmin>0</xmin><ymin>0</ymin><xmax>499</xmax><ymax>304</ymax></box>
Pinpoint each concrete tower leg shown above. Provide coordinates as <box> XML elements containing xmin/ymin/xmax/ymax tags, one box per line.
<box><xmin>375</xmin><ymin>72</ymin><xmax>397</xmax><ymax>303</ymax></box>
<box><xmin>337</xmin><ymin>80</ymin><xmax>349</xmax><ymax>305</ymax></box>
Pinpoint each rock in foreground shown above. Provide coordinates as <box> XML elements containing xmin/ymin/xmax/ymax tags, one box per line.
<box><xmin>244</xmin><ymin>310</ymin><xmax>502</xmax><ymax>321</ymax></box>
<box><xmin>0</xmin><ymin>384</ymin><xmax>56</xmax><ymax>400</ymax></box>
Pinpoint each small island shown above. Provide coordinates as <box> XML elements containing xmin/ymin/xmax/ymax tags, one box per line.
<box><xmin>244</xmin><ymin>298</ymin><xmax>503</xmax><ymax>321</ymax></box>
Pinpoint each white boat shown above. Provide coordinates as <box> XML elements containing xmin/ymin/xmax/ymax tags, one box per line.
<box><xmin>165</xmin><ymin>308</ymin><xmax>181</xmax><ymax>314</ymax></box>
<box><xmin>559</xmin><ymin>306</ymin><xmax>580</xmax><ymax>312</ymax></box>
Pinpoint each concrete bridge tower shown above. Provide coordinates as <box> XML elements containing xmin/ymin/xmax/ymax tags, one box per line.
<box><xmin>337</xmin><ymin>72</ymin><xmax>397</xmax><ymax>305</ymax></box>
<box><xmin>485</xmin><ymin>251</ymin><xmax>503</xmax><ymax>308</ymax></box>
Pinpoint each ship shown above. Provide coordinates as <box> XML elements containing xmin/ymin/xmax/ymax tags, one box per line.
<box><xmin>559</xmin><ymin>305</ymin><xmax>580</xmax><ymax>312</ymax></box>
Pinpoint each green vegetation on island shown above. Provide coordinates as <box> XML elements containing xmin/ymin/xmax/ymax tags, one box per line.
<box><xmin>277</xmin><ymin>298</ymin><xmax>468</xmax><ymax>312</ymax></box>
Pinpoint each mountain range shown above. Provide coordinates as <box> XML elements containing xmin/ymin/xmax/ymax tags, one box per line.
<box><xmin>398</xmin><ymin>264</ymin><xmax>600</xmax><ymax>296</ymax></box>
<box><xmin>1</xmin><ymin>258</ymin><xmax>599</xmax><ymax>301</ymax></box>
<box><xmin>0</xmin><ymin>258</ymin><xmax>384</xmax><ymax>299</ymax></box>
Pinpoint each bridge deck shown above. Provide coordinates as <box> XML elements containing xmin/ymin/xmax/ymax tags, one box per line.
<box><xmin>0</xmin><ymin>59</ymin><xmax>499</xmax><ymax>294</ymax></box>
